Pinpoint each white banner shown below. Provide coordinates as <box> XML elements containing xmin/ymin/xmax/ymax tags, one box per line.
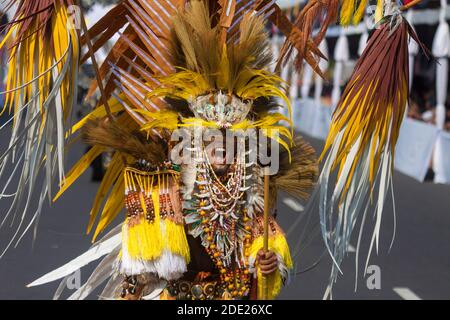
<box><xmin>433</xmin><ymin>130</ymin><xmax>450</xmax><ymax>184</ymax></box>
<box><xmin>310</xmin><ymin>105</ymin><xmax>333</xmax><ymax>140</ymax></box>
<box><xmin>394</xmin><ymin>118</ymin><xmax>439</xmax><ymax>182</ymax></box>
<box><xmin>293</xmin><ymin>99</ymin><xmax>333</xmax><ymax>140</ymax></box>
<box><xmin>293</xmin><ymin>99</ymin><xmax>316</xmax><ymax>134</ymax></box>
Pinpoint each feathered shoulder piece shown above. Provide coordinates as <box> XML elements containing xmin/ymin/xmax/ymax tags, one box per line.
<box><xmin>270</xmin><ymin>135</ymin><xmax>319</xmax><ymax>206</ymax></box>
<box><xmin>81</xmin><ymin>118</ymin><xmax>167</xmax><ymax>165</ymax></box>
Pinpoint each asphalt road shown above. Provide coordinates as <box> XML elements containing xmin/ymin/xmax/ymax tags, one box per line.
<box><xmin>0</xmin><ymin>133</ymin><xmax>450</xmax><ymax>300</ymax></box>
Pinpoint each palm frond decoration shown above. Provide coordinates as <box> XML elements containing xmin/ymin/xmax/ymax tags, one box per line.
<box><xmin>53</xmin><ymin>0</ymin><xmax>186</xmax><ymax>240</ymax></box>
<box><xmin>0</xmin><ymin>0</ymin><xmax>79</xmax><ymax>255</ymax></box>
<box><xmin>278</xmin><ymin>0</ymin><xmax>338</xmax><ymax>75</ymax></box>
<box><xmin>318</xmin><ymin>16</ymin><xmax>427</xmax><ymax>298</ymax></box>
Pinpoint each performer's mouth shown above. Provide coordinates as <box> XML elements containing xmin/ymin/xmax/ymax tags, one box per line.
<box><xmin>210</xmin><ymin>153</ymin><xmax>230</xmax><ymax>176</ymax></box>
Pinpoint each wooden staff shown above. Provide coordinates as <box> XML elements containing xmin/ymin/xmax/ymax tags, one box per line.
<box><xmin>261</xmin><ymin>166</ymin><xmax>270</xmax><ymax>300</ymax></box>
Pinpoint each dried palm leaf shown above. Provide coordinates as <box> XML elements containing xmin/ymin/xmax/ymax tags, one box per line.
<box><xmin>318</xmin><ymin>16</ymin><xmax>428</xmax><ymax>298</ymax></box>
<box><xmin>0</xmin><ymin>0</ymin><xmax>79</xmax><ymax>255</ymax></box>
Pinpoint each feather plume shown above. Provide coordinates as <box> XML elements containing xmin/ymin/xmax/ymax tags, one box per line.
<box><xmin>0</xmin><ymin>0</ymin><xmax>79</xmax><ymax>254</ymax></box>
<box><xmin>153</xmin><ymin>0</ymin><xmax>288</xmax><ymax>116</ymax></box>
<box><xmin>318</xmin><ymin>16</ymin><xmax>428</xmax><ymax>298</ymax></box>
<box><xmin>81</xmin><ymin>118</ymin><xmax>168</xmax><ymax>165</ymax></box>
<box><xmin>269</xmin><ymin>136</ymin><xmax>319</xmax><ymax>207</ymax></box>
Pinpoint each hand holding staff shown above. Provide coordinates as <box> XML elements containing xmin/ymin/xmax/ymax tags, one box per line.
<box><xmin>261</xmin><ymin>166</ymin><xmax>271</xmax><ymax>300</ymax></box>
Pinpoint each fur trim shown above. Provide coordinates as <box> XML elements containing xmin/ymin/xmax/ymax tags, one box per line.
<box><xmin>246</xmin><ymin>164</ymin><xmax>264</xmax><ymax>218</ymax></box>
<box><xmin>180</xmin><ymin>163</ymin><xmax>197</xmax><ymax>200</ymax></box>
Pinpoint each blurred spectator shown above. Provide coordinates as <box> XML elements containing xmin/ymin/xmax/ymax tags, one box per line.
<box><xmin>408</xmin><ymin>74</ymin><xmax>436</xmax><ymax>125</ymax></box>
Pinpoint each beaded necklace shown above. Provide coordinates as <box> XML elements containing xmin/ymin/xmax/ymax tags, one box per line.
<box><xmin>185</xmin><ymin>142</ymin><xmax>254</xmax><ymax>298</ymax></box>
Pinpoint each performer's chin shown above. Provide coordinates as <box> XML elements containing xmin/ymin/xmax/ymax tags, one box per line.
<box><xmin>212</xmin><ymin>164</ymin><xmax>230</xmax><ymax>176</ymax></box>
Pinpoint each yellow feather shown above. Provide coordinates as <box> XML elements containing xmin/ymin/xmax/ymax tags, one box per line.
<box><xmin>53</xmin><ymin>146</ymin><xmax>105</xmax><ymax>202</ymax></box>
<box><xmin>340</xmin><ymin>0</ymin><xmax>356</xmax><ymax>26</ymax></box>
<box><xmin>92</xmin><ymin>175</ymin><xmax>125</xmax><ymax>241</ymax></box>
<box><xmin>353</xmin><ymin>0</ymin><xmax>369</xmax><ymax>25</ymax></box>
<box><xmin>71</xmin><ymin>98</ymin><xmax>124</xmax><ymax>134</ymax></box>
<box><xmin>87</xmin><ymin>152</ymin><xmax>125</xmax><ymax>234</ymax></box>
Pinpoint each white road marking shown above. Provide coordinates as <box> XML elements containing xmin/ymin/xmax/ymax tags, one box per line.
<box><xmin>283</xmin><ymin>197</ymin><xmax>304</xmax><ymax>212</ymax></box>
<box><xmin>347</xmin><ymin>244</ymin><xmax>356</xmax><ymax>253</ymax></box>
<box><xmin>393</xmin><ymin>287</ymin><xmax>422</xmax><ymax>300</ymax></box>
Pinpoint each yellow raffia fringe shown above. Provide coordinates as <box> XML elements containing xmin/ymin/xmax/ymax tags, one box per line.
<box><xmin>164</xmin><ymin>219</ymin><xmax>191</xmax><ymax>261</ymax></box>
<box><xmin>124</xmin><ymin>167</ymin><xmax>181</xmax><ymax>195</ymax></box>
<box><xmin>249</xmin><ymin>234</ymin><xmax>293</xmax><ymax>300</ymax></box>
<box><xmin>124</xmin><ymin>183</ymin><xmax>190</xmax><ymax>262</ymax></box>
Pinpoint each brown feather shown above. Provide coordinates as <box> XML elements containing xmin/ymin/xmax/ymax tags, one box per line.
<box><xmin>270</xmin><ymin>136</ymin><xmax>319</xmax><ymax>206</ymax></box>
<box><xmin>82</xmin><ymin>118</ymin><xmax>167</xmax><ymax>165</ymax></box>
<box><xmin>169</xmin><ymin>0</ymin><xmax>274</xmax><ymax>94</ymax></box>
<box><xmin>227</xmin><ymin>11</ymin><xmax>273</xmax><ymax>86</ymax></box>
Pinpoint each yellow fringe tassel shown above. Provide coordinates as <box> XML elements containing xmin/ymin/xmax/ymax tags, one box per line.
<box><xmin>124</xmin><ymin>182</ymin><xmax>190</xmax><ymax>263</ymax></box>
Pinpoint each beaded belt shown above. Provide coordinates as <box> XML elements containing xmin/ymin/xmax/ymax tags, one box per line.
<box><xmin>165</xmin><ymin>280</ymin><xmax>225</xmax><ymax>300</ymax></box>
